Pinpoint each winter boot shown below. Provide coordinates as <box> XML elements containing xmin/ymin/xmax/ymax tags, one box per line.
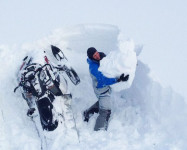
<box><xmin>83</xmin><ymin>101</ymin><xmax>99</xmax><ymax>122</ymax></box>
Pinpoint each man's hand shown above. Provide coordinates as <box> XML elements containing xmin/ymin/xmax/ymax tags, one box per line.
<box><xmin>117</xmin><ymin>74</ymin><xmax>129</xmax><ymax>82</ymax></box>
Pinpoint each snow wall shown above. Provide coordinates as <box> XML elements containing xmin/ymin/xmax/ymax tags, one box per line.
<box><xmin>0</xmin><ymin>24</ymin><xmax>187</xmax><ymax>150</ymax></box>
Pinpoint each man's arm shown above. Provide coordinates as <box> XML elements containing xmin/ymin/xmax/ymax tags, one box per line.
<box><xmin>90</xmin><ymin>64</ymin><xmax>117</xmax><ymax>88</ymax></box>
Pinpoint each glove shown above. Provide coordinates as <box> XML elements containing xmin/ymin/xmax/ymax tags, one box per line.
<box><xmin>27</xmin><ymin>108</ymin><xmax>35</xmax><ymax>116</ymax></box>
<box><xmin>117</xmin><ymin>74</ymin><xmax>129</xmax><ymax>82</ymax></box>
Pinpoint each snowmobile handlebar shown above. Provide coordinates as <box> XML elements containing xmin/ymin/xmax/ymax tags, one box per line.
<box><xmin>23</xmin><ymin>64</ymin><xmax>53</xmax><ymax>81</ymax></box>
<box><xmin>37</xmin><ymin>64</ymin><xmax>53</xmax><ymax>72</ymax></box>
<box><xmin>14</xmin><ymin>64</ymin><xmax>53</xmax><ymax>93</ymax></box>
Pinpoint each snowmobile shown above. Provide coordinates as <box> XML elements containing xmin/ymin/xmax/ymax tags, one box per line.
<box><xmin>14</xmin><ymin>45</ymin><xmax>80</xmax><ymax>132</ymax></box>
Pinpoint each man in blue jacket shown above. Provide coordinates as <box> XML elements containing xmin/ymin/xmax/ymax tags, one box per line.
<box><xmin>84</xmin><ymin>47</ymin><xmax>129</xmax><ymax>131</ymax></box>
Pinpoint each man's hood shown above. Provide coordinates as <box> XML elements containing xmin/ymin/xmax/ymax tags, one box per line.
<box><xmin>87</xmin><ymin>52</ymin><xmax>106</xmax><ymax>65</ymax></box>
<box><xmin>87</xmin><ymin>58</ymin><xmax>99</xmax><ymax>65</ymax></box>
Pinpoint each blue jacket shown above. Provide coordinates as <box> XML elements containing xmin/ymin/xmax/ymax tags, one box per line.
<box><xmin>87</xmin><ymin>58</ymin><xmax>117</xmax><ymax>88</ymax></box>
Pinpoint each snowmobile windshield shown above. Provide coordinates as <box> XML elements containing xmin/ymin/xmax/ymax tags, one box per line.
<box><xmin>55</xmin><ymin>51</ymin><xmax>65</xmax><ymax>61</ymax></box>
<box><xmin>51</xmin><ymin>45</ymin><xmax>67</xmax><ymax>61</ymax></box>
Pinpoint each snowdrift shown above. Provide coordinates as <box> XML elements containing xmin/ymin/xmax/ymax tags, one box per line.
<box><xmin>0</xmin><ymin>24</ymin><xmax>187</xmax><ymax>150</ymax></box>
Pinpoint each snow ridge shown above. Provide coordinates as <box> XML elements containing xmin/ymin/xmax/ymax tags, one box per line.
<box><xmin>0</xmin><ymin>24</ymin><xmax>187</xmax><ymax>150</ymax></box>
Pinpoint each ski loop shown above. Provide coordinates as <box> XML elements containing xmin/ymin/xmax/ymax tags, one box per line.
<box><xmin>14</xmin><ymin>84</ymin><xmax>20</xmax><ymax>93</ymax></box>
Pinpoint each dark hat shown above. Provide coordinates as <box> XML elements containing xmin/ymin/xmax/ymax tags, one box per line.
<box><xmin>87</xmin><ymin>47</ymin><xmax>97</xmax><ymax>59</ymax></box>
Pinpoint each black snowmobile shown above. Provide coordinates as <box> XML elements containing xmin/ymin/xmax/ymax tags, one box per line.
<box><xmin>14</xmin><ymin>45</ymin><xmax>80</xmax><ymax>131</ymax></box>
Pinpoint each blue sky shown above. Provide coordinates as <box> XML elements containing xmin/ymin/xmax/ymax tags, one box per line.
<box><xmin>0</xmin><ymin>0</ymin><xmax>186</xmax><ymax>98</ymax></box>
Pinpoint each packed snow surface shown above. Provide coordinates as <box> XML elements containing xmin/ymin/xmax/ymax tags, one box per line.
<box><xmin>0</xmin><ymin>24</ymin><xmax>187</xmax><ymax>150</ymax></box>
